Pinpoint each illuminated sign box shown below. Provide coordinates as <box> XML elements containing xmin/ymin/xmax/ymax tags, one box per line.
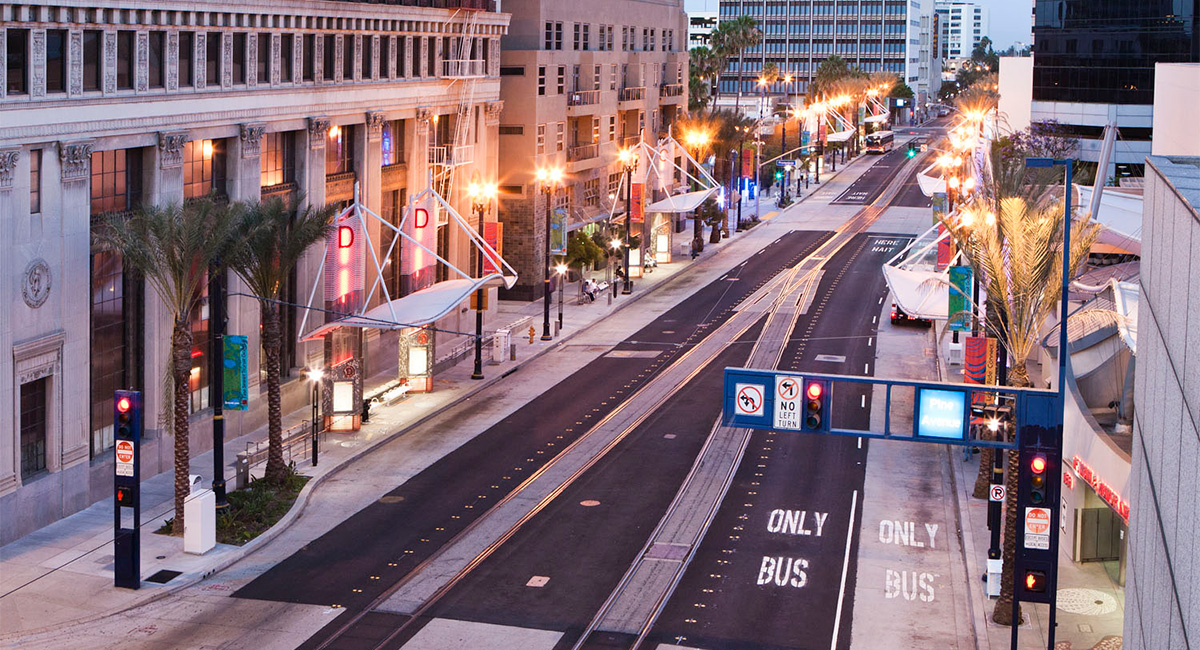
<box><xmin>914</xmin><ymin>388</ymin><xmax>968</xmax><ymax>440</ymax></box>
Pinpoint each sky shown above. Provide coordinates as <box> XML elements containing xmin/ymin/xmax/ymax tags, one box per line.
<box><xmin>682</xmin><ymin>0</ymin><xmax>1033</xmax><ymax>51</ymax></box>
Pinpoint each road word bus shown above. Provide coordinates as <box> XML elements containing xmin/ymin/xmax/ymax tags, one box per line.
<box><xmin>865</xmin><ymin>130</ymin><xmax>895</xmax><ymax>154</ymax></box>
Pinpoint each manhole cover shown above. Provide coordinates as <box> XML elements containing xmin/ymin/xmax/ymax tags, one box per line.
<box><xmin>379</xmin><ymin>495</ymin><xmax>405</xmax><ymax>504</ymax></box>
<box><xmin>146</xmin><ymin>570</ymin><xmax>182</xmax><ymax>584</ymax></box>
<box><xmin>1056</xmin><ymin>588</ymin><xmax>1118</xmax><ymax>616</ymax></box>
<box><xmin>580</xmin><ymin>500</ymin><xmax>601</xmax><ymax>507</ymax></box>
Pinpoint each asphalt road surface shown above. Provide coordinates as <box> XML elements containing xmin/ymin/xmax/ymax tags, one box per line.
<box><xmin>234</xmin><ymin>230</ymin><xmax>832</xmax><ymax>647</ymax></box>
<box><xmin>830</xmin><ymin>147</ymin><xmax>913</xmax><ymax>206</ymax></box>
<box><xmin>645</xmin><ymin>232</ymin><xmax>909</xmax><ymax>650</ymax></box>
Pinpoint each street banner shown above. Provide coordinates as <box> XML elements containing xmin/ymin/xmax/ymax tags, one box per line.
<box><xmin>932</xmin><ymin>191</ymin><xmax>947</xmax><ymax>226</ymax></box>
<box><xmin>403</xmin><ymin>195</ymin><xmax>438</xmax><ymax>294</ymax></box>
<box><xmin>985</xmin><ymin>336</ymin><xmax>997</xmax><ymax>385</ymax></box>
<box><xmin>325</xmin><ymin>204</ymin><xmax>365</xmax><ymax>313</ymax></box>
<box><xmin>630</xmin><ymin>182</ymin><xmax>645</xmax><ymax>223</ymax></box>
<box><xmin>482</xmin><ymin>221</ymin><xmax>503</xmax><ymax>275</ymax></box>
<box><xmin>223</xmin><ymin>335</ymin><xmax>249</xmax><ymax>410</ymax></box>
<box><xmin>801</xmin><ymin>130</ymin><xmax>810</xmax><ymax>156</ymax></box>
<box><xmin>550</xmin><ymin>207</ymin><xmax>568</xmax><ymax>255</ymax></box>
<box><xmin>948</xmin><ymin>265</ymin><xmax>973</xmax><ymax>332</ymax></box>
<box><xmin>964</xmin><ymin>335</ymin><xmax>988</xmax><ymax>385</ymax></box>
<box><xmin>935</xmin><ymin>223</ymin><xmax>954</xmax><ymax>271</ymax></box>
<box><xmin>742</xmin><ymin>148</ymin><xmax>754</xmax><ymax>178</ymax></box>
<box><xmin>818</xmin><ymin>123</ymin><xmax>827</xmax><ymax>145</ymax></box>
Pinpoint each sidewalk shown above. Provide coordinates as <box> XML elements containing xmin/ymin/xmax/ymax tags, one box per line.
<box><xmin>0</xmin><ymin>154</ymin><xmax>878</xmax><ymax>641</ymax></box>
<box><xmin>932</xmin><ymin>322</ymin><xmax>1126</xmax><ymax>650</ymax></box>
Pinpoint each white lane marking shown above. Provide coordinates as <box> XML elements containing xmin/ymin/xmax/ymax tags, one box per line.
<box><xmin>878</xmin><ymin>297</ymin><xmax>883</xmax><ymax>305</ymax></box>
<box><xmin>857</xmin><ymin>437</ymin><xmax>862</xmax><ymax>449</ymax></box>
<box><xmin>861</xmin><ymin>395</ymin><xmax>866</xmax><ymax>408</ymax></box>
<box><xmin>868</xmin><ymin>337</ymin><xmax>873</xmax><ymax>347</ymax></box>
<box><xmin>864</xmin><ymin>363</ymin><xmax>870</xmax><ymax>374</ymax></box>
<box><xmin>872</xmin><ymin>316</ymin><xmax>877</xmax><ymax>324</ymax></box>
<box><xmin>830</xmin><ymin>489</ymin><xmax>859</xmax><ymax>650</ymax></box>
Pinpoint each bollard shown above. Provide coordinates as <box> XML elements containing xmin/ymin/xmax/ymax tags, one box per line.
<box><xmin>510</xmin><ymin>342</ymin><xmax>517</xmax><ymax>361</ymax></box>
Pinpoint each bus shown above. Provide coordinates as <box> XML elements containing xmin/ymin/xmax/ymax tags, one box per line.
<box><xmin>865</xmin><ymin>130</ymin><xmax>895</xmax><ymax>154</ymax></box>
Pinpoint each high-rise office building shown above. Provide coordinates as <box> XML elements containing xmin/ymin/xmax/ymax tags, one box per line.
<box><xmin>1028</xmin><ymin>0</ymin><xmax>1199</xmax><ymax>173</ymax></box>
<box><xmin>715</xmin><ymin>0</ymin><xmax>939</xmax><ymax>109</ymax></box>
<box><xmin>935</xmin><ymin>0</ymin><xmax>988</xmax><ymax>60</ymax></box>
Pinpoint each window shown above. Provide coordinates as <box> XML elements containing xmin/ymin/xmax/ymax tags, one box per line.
<box><xmin>499</xmin><ymin>125</ymin><xmax>524</xmax><ymax>135</ymax></box>
<box><xmin>323</xmin><ymin>35</ymin><xmax>336</xmax><ymax>81</ymax></box>
<box><xmin>302</xmin><ymin>35</ymin><xmax>315</xmax><ymax>81</ymax></box>
<box><xmin>583</xmin><ymin>178</ymin><xmax>599</xmax><ymax>207</ymax></box>
<box><xmin>593</xmin><ymin>64</ymin><xmax>600</xmax><ymax>90</ymax></box>
<box><xmin>29</xmin><ymin>149</ymin><xmax>41</xmax><ymax>214</ymax></box>
<box><xmin>555</xmin><ymin>22</ymin><xmax>564</xmax><ymax>50</ymax></box>
<box><xmin>260</xmin><ymin>131</ymin><xmax>295</xmax><ymax>188</ymax></box>
<box><xmin>592</xmin><ymin>116</ymin><xmax>600</xmax><ymax>143</ymax></box>
<box><xmin>206</xmin><ymin>32</ymin><xmax>221</xmax><ymax>86</ymax></box>
<box><xmin>573</xmin><ymin>23</ymin><xmax>581</xmax><ymax>51</ymax></box>
<box><xmin>188</xmin><ymin>277</ymin><xmax>210</xmax><ymax>413</ymax></box>
<box><xmin>280</xmin><ymin>34</ymin><xmax>294</xmax><ymax>82</ymax></box>
<box><xmin>413</xmin><ymin>36</ymin><xmax>424</xmax><ymax>77</ymax></box>
<box><xmin>6</xmin><ymin>28</ymin><xmax>28</xmax><ymax>94</ymax></box>
<box><xmin>177</xmin><ymin>31</ymin><xmax>194</xmax><ymax>88</ymax></box>
<box><xmin>83</xmin><ymin>30</ymin><xmax>102</xmax><ymax>91</ymax></box>
<box><xmin>556</xmin><ymin>65</ymin><xmax>565</xmax><ymax>94</ymax></box>
<box><xmin>20</xmin><ymin>378</ymin><xmax>48</xmax><ymax>481</ymax></box>
<box><xmin>381</xmin><ymin>120</ymin><xmax>404</xmax><ymax>165</ymax></box>
<box><xmin>622</xmin><ymin>26</ymin><xmax>628</xmax><ymax>52</ymax></box>
<box><xmin>608</xmin><ymin>172</ymin><xmax>621</xmax><ymax>194</ymax></box>
<box><xmin>426</xmin><ymin>37</ymin><xmax>435</xmax><ymax>77</ymax></box>
<box><xmin>610</xmin><ymin>64</ymin><xmax>617</xmax><ymax>90</ymax></box>
<box><xmin>232</xmin><ymin>33</ymin><xmax>246</xmax><ymax>84</ymax></box>
<box><xmin>500</xmin><ymin>66</ymin><xmax>525</xmax><ymax>76</ymax></box>
<box><xmin>381</xmin><ymin>188</ymin><xmax>406</xmax><ymax>298</ymax></box>
<box><xmin>363</xmin><ymin>37</ymin><xmax>373</xmax><ymax>79</ymax></box>
<box><xmin>90</xmin><ymin>149</ymin><xmax>142</xmax><ymax>215</ymax></box>
<box><xmin>556</xmin><ymin>122</ymin><xmax>565</xmax><ymax>152</ymax></box>
<box><xmin>572</xmin><ymin>65</ymin><xmax>580</xmax><ymax>92</ymax></box>
<box><xmin>397</xmin><ymin>35</ymin><xmax>407</xmax><ymax>77</ymax></box>
<box><xmin>45</xmin><ymin>30</ymin><xmax>67</xmax><ymax>93</ymax></box>
<box><xmin>381</xmin><ymin>37</ymin><xmax>391</xmax><ymax>78</ymax></box>
<box><xmin>184</xmin><ymin>140</ymin><xmax>227</xmax><ymax>199</ymax></box>
<box><xmin>117</xmin><ymin>31</ymin><xmax>135</xmax><ymax>90</ymax></box>
<box><xmin>326</xmin><ymin>124</ymin><xmax>354</xmax><ymax>175</ymax></box>
<box><xmin>537</xmin><ymin>66</ymin><xmax>546</xmax><ymax>95</ymax></box>
<box><xmin>343</xmin><ymin>35</ymin><xmax>354</xmax><ymax>81</ymax></box>
<box><xmin>608</xmin><ymin>115</ymin><xmax>616</xmax><ymax>140</ymax></box>
<box><xmin>257</xmin><ymin>34</ymin><xmax>270</xmax><ymax>83</ymax></box>
<box><xmin>544</xmin><ymin>21</ymin><xmax>554</xmax><ymax>50</ymax></box>
<box><xmin>536</xmin><ymin>124</ymin><xmax>546</xmax><ymax>154</ymax></box>
<box><xmin>142</xmin><ymin>31</ymin><xmax>164</xmax><ymax>89</ymax></box>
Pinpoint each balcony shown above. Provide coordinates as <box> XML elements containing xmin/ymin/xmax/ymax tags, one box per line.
<box><xmin>566</xmin><ymin>142</ymin><xmax>599</xmax><ymax>163</ymax></box>
<box><xmin>619</xmin><ymin>86</ymin><xmax>646</xmax><ymax>103</ymax></box>
<box><xmin>568</xmin><ymin>90</ymin><xmax>601</xmax><ymax>107</ymax></box>
<box><xmin>442</xmin><ymin>59</ymin><xmax>487</xmax><ymax>79</ymax></box>
<box><xmin>428</xmin><ymin>144</ymin><xmax>474</xmax><ymax>167</ymax></box>
<box><xmin>660</xmin><ymin>83</ymin><xmax>684</xmax><ymax>97</ymax></box>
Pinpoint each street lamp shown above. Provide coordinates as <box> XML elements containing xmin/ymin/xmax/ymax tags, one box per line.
<box><xmin>617</xmin><ymin>147</ymin><xmax>638</xmax><ymax>294</ymax></box>
<box><xmin>536</xmin><ymin>166</ymin><xmax>564</xmax><ymax>340</ymax></box>
<box><xmin>467</xmin><ymin>181</ymin><xmax>497</xmax><ymax>380</ymax></box>
<box><xmin>306</xmin><ymin>368</ymin><xmax>323</xmax><ymax>466</ymax></box>
<box><xmin>555</xmin><ymin>263</ymin><xmax>567</xmax><ymax>329</ymax></box>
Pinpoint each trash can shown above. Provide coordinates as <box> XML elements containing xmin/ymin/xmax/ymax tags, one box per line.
<box><xmin>492</xmin><ymin>329</ymin><xmax>510</xmax><ymax>363</ymax></box>
<box><xmin>986</xmin><ymin>558</ymin><xmax>1003</xmax><ymax>597</ymax></box>
<box><xmin>184</xmin><ymin>488</ymin><xmax>217</xmax><ymax>555</ymax></box>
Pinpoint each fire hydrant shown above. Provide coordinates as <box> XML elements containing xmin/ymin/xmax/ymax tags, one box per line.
<box><xmin>528</xmin><ymin>325</ymin><xmax>536</xmax><ymax>344</ymax></box>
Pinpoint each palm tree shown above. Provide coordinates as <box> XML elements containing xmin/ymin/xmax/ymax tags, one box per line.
<box><xmin>228</xmin><ymin>196</ymin><xmax>335</xmax><ymax>485</ymax></box>
<box><xmin>939</xmin><ymin>194</ymin><xmax>1099</xmax><ymax>626</ymax></box>
<box><xmin>688</xmin><ymin>46</ymin><xmax>720</xmax><ymax>112</ymax></box>
<box><xmin>807</xmin><ymin>55</ymin><xmax>856</xmax><ymax>100</ymax></box>
<box><xmin>711</xmin><ymin>16</ymin><xmax>760</xmax><ymax>114</ymax></box>
<box><xmin>94</xmin><ymin>199</ymin><xmax>241</xmax><ymax>535</ymax></box>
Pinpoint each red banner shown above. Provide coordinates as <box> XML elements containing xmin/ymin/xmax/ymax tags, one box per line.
<box><xmin>630</xmin><ymin>182</ymin><xmax>644</xmax><ymax>224</ymax></box>
<box><xmin>402</xmin><ymin>196</ymin><xmax>437</xmax><ymax>294</ymax></box>
<box><xmin>935</xmin><ymin>223</ymin><xmax>954</xmax><ymax>271</ymax></box>
<box><xmin>482</xmin><ymin>221</ymin><xmax>503</xmax><ymax>275</ymax></box>
<box><xmin>741</xmin><ymin>148</ymin><xmax>754</xmax><ymax>178</ymax></box>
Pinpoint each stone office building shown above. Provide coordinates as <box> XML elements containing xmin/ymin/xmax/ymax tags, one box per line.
<box><xmin>0</xmin><ymin>0</ymin><xmax>509</xmax><ymax>544</ymax></box>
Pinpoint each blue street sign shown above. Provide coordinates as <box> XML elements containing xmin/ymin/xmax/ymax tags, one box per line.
<box><xmin>914</xmin><ymin>387</ymin><xmax>968</xmax><ymax>440</ymax></box>
<box><xmin>776</xmin><ymin>160</ymin><xmax>795</xmax><ymax>167</ymax></box>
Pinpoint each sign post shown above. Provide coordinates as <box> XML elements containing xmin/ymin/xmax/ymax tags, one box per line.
<box><xmin>113</xmin><ymin>390</ymin><xmax>141</xmax><ymax>590</ymax></box>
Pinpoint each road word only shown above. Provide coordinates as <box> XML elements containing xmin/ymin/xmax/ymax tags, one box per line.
<box><xmin>767</xmin><ymin>509</ymin><xmax>829</xmax><ymax>537</ymax></box>
<box><xmin>757</xmin><ymin>556</ymin><xmax>809</xmax><ymax>588</ymax></box>
<box><xmin>878</xmin><ymin>520</ymin><xmax>938</xmax><ymax>549</ymax></box>
<box><xmin>884</xmin><ymin>569</ymin><xmax>937</xmax><ymax>602</ymax></box>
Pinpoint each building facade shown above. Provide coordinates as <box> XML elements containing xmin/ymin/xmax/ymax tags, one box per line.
<box><xmin>934</xmin><ymin>0</ymin><xmax>987</xmax><ymax>60</ymax></box>
<box><xmin>1125</xmin><ymin>155</ymin><xmax>1199</xmax><ymax>650</ymax></box>
<box><xmin>714</xmin><ymin>0</ymin><xmax>939</xmax><ymax>109</ymax></box>
<box><xmin>689</xmin><ymin>11</ymin><xmax>719</xmax><ymax>50</ymax></box>
<box><xmin>1029</xmin><ymin>0</ymin><xmax>1199</xmax><ymax>174</ymax></box>
<box><xmin>495</xmin><ymin>0</ymin><xmax>689</xmax><ymax>300</ymax></box>
<box><xmin>0</xmin><ymin>0</ymin><xmax>509</xmax><ymax>544</ymax></box>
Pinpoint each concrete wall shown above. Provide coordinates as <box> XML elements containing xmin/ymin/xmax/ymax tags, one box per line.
<box><xmin>998</xmin><ymin>56</ymin><xmax>1033</xmax><ymax>135</ymax></box>
<box><xmin>1124</xmin><ymin>155</ymin><xmax>1200</xmax><ymax>650</ymax></box>
<box><xmin>1151</xmin><ymin>63</ymin><xmax>1200</xmax><ymax>157</ymax></box>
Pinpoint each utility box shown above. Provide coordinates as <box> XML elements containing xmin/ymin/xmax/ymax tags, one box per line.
<box><xmin>235</xmin><ymin>453</ymin><xmax>250</xmax><ymax>490</ymax></box>
<box><xmin>492</xmin><ymin>329</ymin><xmax>510</xmax><ymax>364</ymax></box>
<box><xmin>986</xmin><ymin>558</ymin><xmax>1003</xmax><ymax>597</ymax></box>
<box><xmin>184</xmin><ymin>488</ymin><xmax>216</xmax><ymax>555</ymax></box>
<box><xmin>948</xmin><ymin>340</ymin><xmax>963</xmax><ymax>365</ymax></box>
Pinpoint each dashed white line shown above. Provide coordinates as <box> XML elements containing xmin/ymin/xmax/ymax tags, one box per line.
<box><xmin>861</xmin><ymin>395</ymin><xmax>866</xmax><ymax>408</ymax></box>
<box><xmin>864</xmin><ymin>363</ymin><xmax>870</xmax><ymax>374</ymax></box>
<box><xmin>830</xmin><ymin>489</ymin><xmax>859</xmax><ymax>650</ymax></box>
<box><xmin>868</xmin><ymin>337</ymin><xmax>873</xmax><ymax>347</ymax></box>
<box><xmin>872</xmin><ymin>316</ymin><xmax>877</xmax><ymax>324</ymax></box>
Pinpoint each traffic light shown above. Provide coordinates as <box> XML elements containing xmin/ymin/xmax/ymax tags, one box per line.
<box><xmin>801</xmin><ymin>378</ymin><xmax>830</xmax><ymax>432</ymax></box>
<box><xmin>116</xmin><ymin>485</ymin><xmax>136</xmax><ymax>507</ymax></box>
<box><xmin>775</xmin><ymin>170</ymin><xmax>783</xmax><ymax>181</ymax></box>
<box><xmin>114</xmin><ymin>390</ymin><xmax>140</xmax><ymax>441</ymax></box>
<box><xmin>1026</xmin><ymin>453</ymin><xmax>1048</xmax><ymax>505</ymax></box>
<box><xmin>906</xmin><ymin>143</ymin><xmax>917</xmax><ymax>158</ymax></box>
<box><xmin>1023</xmin><ymin>570</ymin><xmax>1047</xmax><ymax>593</ymax></box>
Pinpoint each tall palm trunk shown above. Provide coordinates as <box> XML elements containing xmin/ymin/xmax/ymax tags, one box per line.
<box><xmin>170</xmin><ymin>320</ymin><xmax>193</xmax><ymax>535</ymax></box>
<box><xmin>972</xmin><ymin>429</ymin><xmax>995</xmax><ymax>499</ymax></box>
<box><xmin>993</xmin><ymin>439</ymin><xmax>1023</xmax><ymax>626</ymax></box>
<box><xmin>261</xmin><ymin>303</ymin><xmax>288</xmax><ymax>484</ymax></box>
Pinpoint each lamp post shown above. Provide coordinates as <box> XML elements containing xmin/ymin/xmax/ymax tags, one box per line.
<box><xmin>555</xmin><ymin>263</ymin><xmax>567</xmax><ymax>329</ymax></box>
<box><xmin>306</xmin><ymin>369</ymin><xmax>323</xmax><ymax>466</ymax></box>
<box><xmin>467</xmin><ymin>181</ymin><xmax>497</xmax><ymax>380</ymax></box>
<box><xmin>536</xmin><ymin>166</ymin><xmax>564</xmax><ymax>340</ymax></box>
<box><xmin>617</xmin><ymin>148</ymin><xmax>638</xmax><ymax>294</ymax></box>
<box><xmin>209</xmin><ymin>268</ymin><xmax>228</xmax><ymax>510</ymax></box>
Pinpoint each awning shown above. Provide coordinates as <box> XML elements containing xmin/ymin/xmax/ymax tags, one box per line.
<box><xmin>826</xmin><ymin>130</ymin><xmax>855</xmax><ymax>143</ymax></box>
<box><xmin>301</xmin><ymin>276</ymin><xmax>508</xmax><ymax>341</ymax></box>
<box><xmin>1111</xmin><ymin>280</ymin><xmax>1138</xmax><ymax>354</ymax></box>
<box><xmin>646</xmin><ymin>188</ymin><xmax>717</xmax><ymax>214</ymax></box>
<box><xmin>863</xmin><ymin>114</ymin><xmax>889</xmax><ymax>124</ymax></box>
<box><xmin>882</xmin><ymin>265</ymin><xmax>951</xmax><ymax>320</ymax></box>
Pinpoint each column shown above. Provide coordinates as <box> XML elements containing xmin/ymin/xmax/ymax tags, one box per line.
<box><xmin>0</xmin><ymin>149</ymin><xmax>19</xmax><ymax>496</ymax></box>
<box><xmin>57</xmin><ymin>142</ymin><xmax>94</xmax><ymax>476</ymax></box>
<box><xmin>229</xmin><ymin>124</ymin><xmax>267</xmax><ymax>389</ymax></box>
<box><xmin>298</xmin><ymin>117</ymin><xmax>330</xmax><ymax>368</ymax></box>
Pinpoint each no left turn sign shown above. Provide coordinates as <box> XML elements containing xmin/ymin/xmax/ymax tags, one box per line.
<box><xmin>735</xmin><ymin>383</ymin><xmax>765</xmax><ymax>417</ymax></box>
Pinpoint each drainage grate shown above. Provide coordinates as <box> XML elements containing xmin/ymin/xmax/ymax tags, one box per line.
<box><xmin>146</xmin><ymin>570</ymin><xmax>182</xmax><ymax>584</ymax></box>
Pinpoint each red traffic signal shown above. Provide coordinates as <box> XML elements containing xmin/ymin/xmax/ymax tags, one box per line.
<box><xmin>116</xmin><ymin>485</ymin><xmax>135</xmax><ymax>507</ymax></box>
<box><xmin>1031</xmin><ymin>455</ymin><xmax>1047</xmax><ymax>474</ymax></box>
<box><xmin>116</xmin><ymin>396</ymin><xmax>132</xmax><ymax>413</ymax></box>
<box><xmin>806</xmin><ymin>382</ymin><xmax>823</xmax><ymax>401</ymax></box>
